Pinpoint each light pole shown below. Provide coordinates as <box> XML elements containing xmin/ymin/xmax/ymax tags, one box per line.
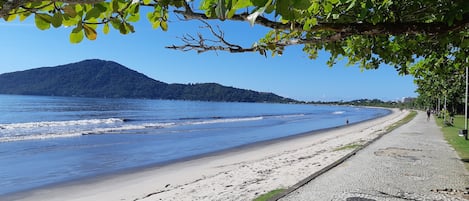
<box><xmin>464</xmin><ymin>65</ymin><xmax>468</xmax><ymax>132</ymax></box>
<box><xmin>462</xmin><ymin>64</ymin><xmax>468</xmax><ymax>140</ymax></box>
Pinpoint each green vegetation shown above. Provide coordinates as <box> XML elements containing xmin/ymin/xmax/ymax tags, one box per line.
<box><xmin>0</xmin><ymin>59</ymin><xmax>296</xmax><ymax>103</ymax></box>
<box><xmin>435</xmin><ymin>115</ymin><xmax>469</xmax><ymax>170</ymax></box>
<box><xmin>307</xmin><ymin>99</ymin><xmax>418</xmax><ymax>110</ymax></box>
<box><xmin>385</xmin><ymin>110</ymin><xmax>417</xmax><ymax>133</ymax></box>
<box><xmin>333</xmin><ymin>143</ymin><xmax>362</xmax><ymax>152</ymax></box>
<box><xmin>253</xmin><ymin>188</ymin><xmax>285</xmax><ymax>201</ymax></box>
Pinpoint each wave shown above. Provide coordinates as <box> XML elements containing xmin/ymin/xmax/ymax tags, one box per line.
<box><xmin>0</xmin><ymin>121</ymin><xmax>176</xmax><ymax>143</ymax></box>
<box><xmin>0</xmin><ymin>118</ymin><xmax>124</xmax><ymax>130</ymax></box>
<box><xmin>274</xmin><ymin>114</ymin><xmax>306</xmax><ymax>118</ymax></box>
<box><xmin>187</xmin><ymin>116</ymin><xmax>263</xmax><ymax>125</ymax></box>
<box><xmin>332</xmin><ymin>111</ymin><xmax>345</xmax><ymax>115</ymax></box>
<box><xmin>0</xmin><ymin>116</ymin><xmax>267</xmax><ymax>142</ymax></box>
<box><xmin>0</xmin><ymin>113</ymin><xmax>310</xmax><ymax>143</ymax></box>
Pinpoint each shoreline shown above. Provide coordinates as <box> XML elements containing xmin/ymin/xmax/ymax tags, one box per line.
<box><xmin>6</xmin><ymin>108</ymin><xmax>407</xmax><ymax>201</ymax></box>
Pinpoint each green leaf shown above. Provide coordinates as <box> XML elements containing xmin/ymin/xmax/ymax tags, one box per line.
<box><xmin>75</xmin><ymin>4</ymin><xmax>84</xmax><ymax>17</ymax></box>
<box><xmin>84</xmin><ymin>7</ymin><xmax>102</xmax><ymax>20</ymax></box>
<box><xmin>103</xmin><ymin>23</ymin><xmax>110</xmax><ymax>34</ymax></box>
<box><xmin>264</xmin><ymin>4</ymin><xmax>275</xmax><ymax>14</ymax></box>
<box><xmin>5</xmin><ymin>14</ymin><xmax>17</xmax><ymax>22</ymax></box>
<box><xmin>147</xmin><ymin>12</ymin><xmax>155</xmax><ymax>22</ymax></box>
<box><xmin>70</xmin><ymin>25</ymin><xmax>84</xmax><ymax>43</ymax></box>
<box><xmin>19</xmin><ymin>13</ymin><xmax>31</xmax><ymax>21</ymax></box>
<box><xmin>293</xmin><ymin>0</ymin><xmax>311</xmax><ymax>10</ymax></box>
<box><xmin>232</xmin><ymin>0</ymin><xmax>252</xmax><ymax>10</ymax></box>
<box><xmin>131</xmin><ymin>3</ymin><xmax>140</xmax><ymax>14</ymax></box>
<box><xmin>332</xmin><ymin>13</ymin><xmax>340</xmax><ymax>19</ymax></box>
<box><xmin>63</xmin><ymin>5</ymin><xmax>77</xmax><ymax>18</ymax></box>
<box><xmin>35</xmin><ymin>14</ymin><xmax>52</xmax><ymax>30</ymax></box>
<box><xmin>151</xmin><ymin>20</ymin><xmax>161</xmax><ymax>29</ymax></box>
<box><xmin>303</xmin><ymin>17</ymin><xmax>317</xmax><ymax>31</ymax></box>
<box><xmin>200</xmin><ymin>0</ymin><xmax>216</xmax><ymax>10</ymax></box>
<box><xmin>324</xmin><ymin>3</ymin><xmax>333</xmax><ymax>13</ymax></box>
<box><xmin>215</xmin><ymin>0</ymin><xmax>227</xmax><ymax>20</ymax></box>
<box><xmin>110</xmin><ymin>18</ymin><xmax>121</xmax><ymax>30</ymax></box>
<box><xmin>85</xmin><ymin>18</ymin><xmax>98</xmax><ymax>29</ymax></box>
<box><xmin>161</xmin><ymin>20</ymin><xmax>168</xmax><ymax>31</ymax></box>
<box><xmin>143</xmin><ymin>0</ymin><xmax>151</xmax><ymax>4</ymax></box>
<box><xmin>112</xmin><ymin>0</ymin><xmax>119</xmax><ymax>12</ymax></box>
<box><xmin>94</xmin><ymin>3</ymin><xmax>108</xmax><ymax>12</ymax></box>
<box><xmin>127</xmin><ymin>13</ymin><xmax>140</xmax><ymax>22</ymax></box>
<box><xmin>308</xmin><ymin>2</ymin><xmax>320</xmax><ymax>14</ymax></box>
<box><xmin>126</xmin><ymin>23</ymin><xmax>135</xmax><ymax>33</ymax></box>
<box><xmin>51</xmin><ymin>12</ymin><xmax>63</xmax><ymax>28</ymax></box>
<box><xmin>252</xmin><ymin>0</ymin><xmax>269</xmax><ymax>7</ymax></box>
<box><xmin>119</xmin><ymin>22</ymin><xmax>133</xmax><ymax>34</ymax></box>
<box><xmin>62</xmin><ymin>14</ymin><xmax>79</xmax><ymax>27</ymax></box>
<box><xmin>277</xmin><ymin>0</ymin><xmax>292</xmax><ymax>20</ymax></box>
<box><xmin>346</xmin><ymin>0</ymin><xmax>356</xmax><ymax>11</ymax></box>
<box><xmin>83</xmin><ymin>24</ymin><xmax>97</xmax><ymax>40</ymax></box>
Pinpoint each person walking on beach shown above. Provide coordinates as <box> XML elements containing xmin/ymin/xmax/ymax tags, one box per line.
<box><xmin>426</xmin><ymin>109</ymin><xmax>431</xmax><ymax>121</ymax></box>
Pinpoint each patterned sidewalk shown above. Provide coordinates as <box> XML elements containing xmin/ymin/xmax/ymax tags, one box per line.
<box><xmin>281</xmin><ymin>111</ymin><xmax>469</xmax><ymax>201</ymax></box>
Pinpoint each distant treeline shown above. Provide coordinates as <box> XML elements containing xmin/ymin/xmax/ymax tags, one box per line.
<box><xmin>303</xmin><ymin>98</ymin><xmax>417</xmax><ymax>109</ymax></box>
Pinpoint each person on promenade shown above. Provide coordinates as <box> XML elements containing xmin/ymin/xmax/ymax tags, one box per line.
<box><xmin>426</xmin><ymin>109</ymin><xmax>431</xmax><ymax>121</ymax></box>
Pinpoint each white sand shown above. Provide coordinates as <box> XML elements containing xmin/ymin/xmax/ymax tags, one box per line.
<box><xmin>13</xmin><ymin>108</ymin><xmax>409</xmax><ymax>201</ymax></box>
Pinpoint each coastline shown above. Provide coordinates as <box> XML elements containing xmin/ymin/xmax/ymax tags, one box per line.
<box><xmin>7</xmin><ymin>108</ymin><xmax>408</xmax><ymax>201</ymax></box>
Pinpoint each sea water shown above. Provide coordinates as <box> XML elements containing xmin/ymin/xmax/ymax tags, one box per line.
<box><xmin>0</xmin><ymin>94</ymin><xmax>390</xmax><ymax>195</ymax></box>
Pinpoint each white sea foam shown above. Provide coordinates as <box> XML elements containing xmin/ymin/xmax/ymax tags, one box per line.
<box><xmin>0</xmin><ymin>122</ymin><xmax>176</xmax><ymax>143</ymax></box>
<box><xmin>332</xmin><ymin>111</ymin><xmax>345</xmax><ymax>115</ymax></box>
<box><xmin>0</xmin><ymin>116</ymin><xmax>265</xmax><ymax>143</ymax></box>
<box><xmin>187</xmin><ymin>116</ymin><xmax>263</xmax><ymax>125</ymax></box>
<box><xmin>0</xmin><ymin>133</ymin><xmax>84</xmax><ymax>142</ymax></box>
<box><xmin>0</xmin><ymin>118</ymin><xmax>124</xmax><ymax>130</ymax></box>
<box><xmin>276</xmin><ymin>114</ymin><xmax>306</xmax><ymax>118</ymax></box>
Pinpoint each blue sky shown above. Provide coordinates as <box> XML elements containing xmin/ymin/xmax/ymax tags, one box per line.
<box><xmin>0</xmin><ymin>11</ymin><xmax>417</xmax><ymax>102</ymax></box>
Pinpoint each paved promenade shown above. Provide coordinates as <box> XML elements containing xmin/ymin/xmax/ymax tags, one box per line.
<box><xmin>281</xmin><ymin>112</ymin><xmax>469</xmax><ymax>201</ymax></box>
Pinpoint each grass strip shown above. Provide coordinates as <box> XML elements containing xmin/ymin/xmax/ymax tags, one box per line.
<box><xmin>253</xmin><ymin>189</ymin><xmax>286</xmax><ymax>201</ymax></box>
<box><xmin>333</xmin><ymin>143</ymin><xmax>362</xmax><ymax>151</ymax></box>
<box><xmin>435</xmin><ymin>115</ymin><xmax>469</xmax><ymax>170</ymax></box>
<box><xmin>385</xmin><ymin>110</ymin><xmax>417</xmax><ymax>132</ymax></box>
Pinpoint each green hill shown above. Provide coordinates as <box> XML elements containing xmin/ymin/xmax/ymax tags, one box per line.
<box><xmin>0</xmin><ymin>59</ymin><xmax>295</xmax><ymax>103</ymax></box>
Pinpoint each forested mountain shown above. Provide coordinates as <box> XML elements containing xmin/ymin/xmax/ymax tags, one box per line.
<box><xmin>0</xmin><ymin>59</ymin><xmax>295</xmax><ymax>103</ymax></box>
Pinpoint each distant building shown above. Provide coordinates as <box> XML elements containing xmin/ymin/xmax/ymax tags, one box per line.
<box><xmin>401</xmin><ymin>97</ymin><xmax>416</xmax><ymax>103</ymax></box>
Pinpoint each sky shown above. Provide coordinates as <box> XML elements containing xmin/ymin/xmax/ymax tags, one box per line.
<box><xmin>0</xmin><ymin>9</ymin><xmax>417</xmax><ymax>102</ymax></box>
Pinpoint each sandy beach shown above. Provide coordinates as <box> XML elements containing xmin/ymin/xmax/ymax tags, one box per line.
<box><xmin>8</xmin><ymin>108</ymin><xmax>409</xmax><ymax>201</ymax></box>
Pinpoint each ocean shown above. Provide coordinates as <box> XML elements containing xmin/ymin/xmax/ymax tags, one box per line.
<box><xmin>0</xmin><ymin>94</ymin><xmax>390</xmax><ymax>195</ymax></box>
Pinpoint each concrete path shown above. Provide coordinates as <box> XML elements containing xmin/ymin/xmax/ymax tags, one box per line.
<box><xmin>281</xmin><ymin>112</ymin><xmax>469</xmax><ymax>201</ymax></box>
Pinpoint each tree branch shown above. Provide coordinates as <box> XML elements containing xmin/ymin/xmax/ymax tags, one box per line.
<box><xmin>166</xmin><ymin>20</ymin><xmax>256</xmax><ymax>53</ymax></box>
<box><xmin>0</xmin><ymin>0</ymin><xmax>104</xmax><ymax>18</ymax></box>
<box><xmin>174</xmin><ymin>7</ymin><xmax>469</xmax><ymax>36</ymax></box>
<box><xmin>166</xmin><ymin>21</ymin><xmax>350</xmax><ymax>54</ymax></box>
